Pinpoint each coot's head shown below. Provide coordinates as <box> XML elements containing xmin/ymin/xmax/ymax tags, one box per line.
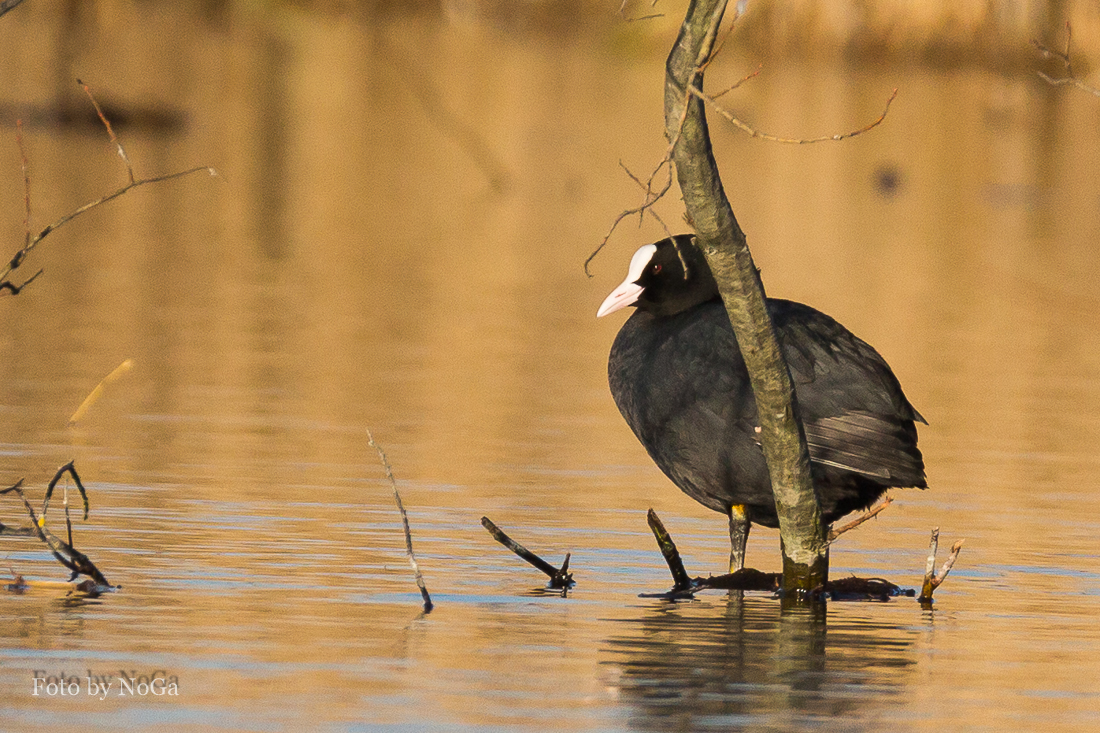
<box><xmin>596</xmin><ymin>234</ymin><xmax>719</xmax><ymax>319</ymax></box>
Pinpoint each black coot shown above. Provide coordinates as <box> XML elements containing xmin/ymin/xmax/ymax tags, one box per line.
<box><xmin>597</xmin><ymin>234</ymin><xmax>927</xmax><ymax>571</ymax></box>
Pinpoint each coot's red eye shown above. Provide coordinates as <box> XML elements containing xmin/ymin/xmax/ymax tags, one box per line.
<box><xmin>652</xmin><ymin>264</ymin><xmax>662</xmax><ymax>274</ymax></box>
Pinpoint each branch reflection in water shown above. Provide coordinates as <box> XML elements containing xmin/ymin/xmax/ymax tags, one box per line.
<box><xmin>603</xmin><ymin>594</ymin><xmax>917</xmax><ymax>730</ymax></box>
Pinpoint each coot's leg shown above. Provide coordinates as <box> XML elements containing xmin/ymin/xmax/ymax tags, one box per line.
<box><xmin>728</xmin><ymin>505</ymin><xmax>751</xmax><ymax>573</ymax></box>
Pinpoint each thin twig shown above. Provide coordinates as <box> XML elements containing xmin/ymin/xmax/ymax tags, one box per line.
<box><xmin>585</xmin><ymin>14</ymin><xmax>742</xmax><ymax>277</ymax></box>
<box><xmin>585</xmin><ymin>169</ymin><xmax>674</xmax><ymax>277</ymax></box>
<box><xmin>712</xmin><ymin>64</ymin><xmax>763</xmax><ymax>99</ymax></box>
<box><xmin>79</xmin><ymin>79</ymin><xmax>134</xmax><ymax>185</ymax></box>
<box><xmin>17</xmin><ymin>120</ymin><xmax>29</xmax><ymax>250</ymax></box>
<box><xmin>827</xmin><ymin>495</ymin><xmax>893</xmax><ymax>542</ymax></box>
<box><xmin>0</xmin><ymin>519</ymin><xmax>36</xmax><ymax>537</ymax></box>
<box><xmin>618</xmin><ymin>0</ymin><xmax>663</xmax><ymax>21</ymax></box>
<box><xmin>619</xmin><ymin>161</ymin><xmax>673</xmax><ymax>235</ymax></box>
<box><xmin>690</xmin><ymin>84</ymin><xmax>899</xmax><ymax>144</ymax></box>
<box><xmin>480</xmin><ymin>516</ymin><xmax>573</xmax><ymax>590</ymax></box>
<box><xmin>0</xmin><ymin>270</ymin><xmax>42</xmax><ymax>296</ymax></box>
<box><xmin>585</xmin><ymin>109</ymin><xmax>686</xmax><ymax>277</ymax></box>
<box><xmin>367</xmin><ymin>429</ymin><xmax>432</xmax><ymax>613</ymax></box>
<box><xmin>1</xmin><ymin>165</ymin><xmax>217</xmax><ymax>284</ymax></box>
<box><xmin>1035</xmin><ymin>70</ymin><xmax>1100</xmax><ymax>96</ymax></box>
<box><xmin>586</xmin><ymin>74</ymin><xmax>699</xmax><ymax>278</ymax></box>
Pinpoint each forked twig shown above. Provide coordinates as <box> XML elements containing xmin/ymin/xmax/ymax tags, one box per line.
<box><xmin>41</xmin><ymin>461</ymin><xmax>89</xmax><ymax>525</ymax></box>
<box><xmin>368</xmin><ymin>429</ymin><xmax>432</xmax><ymax>613</ymax></box>
<box><xmin>918</xmin><ymin>527</ymin><xmax>965</xmax><ymax>603</ymax></box>
<box><xmin>584</xmin><ymin>121</ymin><xmax>681</xmax><ymax>277</ymax></box>
<box><xmin>0</xmin><ymin>478</ymin><xmax>111</xmax><ymax>587</ymax></box>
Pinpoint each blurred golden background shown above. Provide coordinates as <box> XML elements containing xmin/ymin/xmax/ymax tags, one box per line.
<box><xmin>0</xmin><ymin>1</ymin><xmax>1097</xmax><ymax>730</ymax></box>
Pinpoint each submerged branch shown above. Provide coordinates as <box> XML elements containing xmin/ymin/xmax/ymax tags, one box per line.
<box><xmin>0</xmin><ymin>477</ymin><xmax>112</xmax><ymax>588</ymax></box>
<box><xmin>641</xmin><ymin>510</ymin><xmax>917</xmax><ymax>601</ymax></box>
<box><xmin>645</xmin><ymin>509</ymin><xmax>693</xmax><ymax>595</ymax></box>
<box><xmin>480</xmin><ymin>516</ymin><xmax>573</xmax><ymax>590</ymax></box>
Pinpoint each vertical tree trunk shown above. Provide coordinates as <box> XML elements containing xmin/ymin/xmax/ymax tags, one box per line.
<box><xmin>663</xmin><ymin>0</ymin><xmax>829</xmax><ymax>597</ymax></box>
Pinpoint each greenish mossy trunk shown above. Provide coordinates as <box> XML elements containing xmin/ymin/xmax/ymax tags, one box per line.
<box><xmin>663</xmin><ymin>0</ymin><xmax>829</xmax><ymax>597</ymax></box>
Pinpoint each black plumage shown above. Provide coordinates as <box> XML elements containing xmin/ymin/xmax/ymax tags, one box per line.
<box><xmin>598</xmin><ymin>235</ymin><xmax>926</xmax><ymax>544</ymax></box>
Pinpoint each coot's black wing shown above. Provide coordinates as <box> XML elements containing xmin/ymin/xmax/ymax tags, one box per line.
<box><xmin>769</xmin><ymin>299</ymin><xmax>927</xmax><ymax>490</ymax></box>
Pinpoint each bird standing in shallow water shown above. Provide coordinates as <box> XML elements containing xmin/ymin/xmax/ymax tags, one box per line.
<box><xmin>597</xmin><ymin>234</ymin><xmax>927</xmax><ymax>572</ymax></box>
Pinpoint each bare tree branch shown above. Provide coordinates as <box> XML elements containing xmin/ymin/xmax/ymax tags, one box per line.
<box><xmin>1033</xmin><ymin>22</ymin><xmax>1100</xmax><ymax>96</ymax></box>
<box><xmin>646</xmin><ymin>508</ymin><xmax>693</xmax><ymax>595</ymax></box>
<box><xmin>1</xmin><ymin>81</ymin><xmax>217</xmax><ymax>295</ymax></box>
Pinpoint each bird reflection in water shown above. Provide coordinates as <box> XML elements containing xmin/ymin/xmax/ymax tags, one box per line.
<box><xmin>601</xmin><ymin>595</ymin><xmax>917</xmax><ymax>731</ymax></box>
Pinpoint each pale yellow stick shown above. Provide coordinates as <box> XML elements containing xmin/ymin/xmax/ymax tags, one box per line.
<box><xmin>69</xmin><ymin>359</ymin><xmax>134</xmax><ymax>426</ymax></box>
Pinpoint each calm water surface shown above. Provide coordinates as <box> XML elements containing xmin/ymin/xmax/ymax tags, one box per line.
<box><xmin>0</xmin><ymin>6</ymin><xmax>1098</xmax><ymax>731</ymax></box>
